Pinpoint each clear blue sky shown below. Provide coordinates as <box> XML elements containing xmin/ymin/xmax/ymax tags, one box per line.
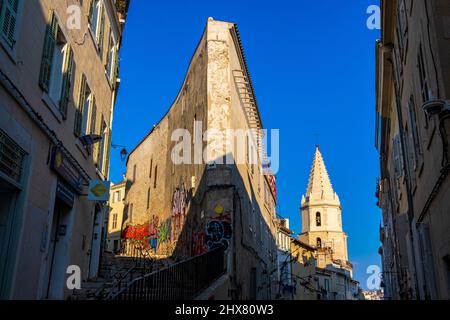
<box><xmin>110</xmin><ymin>0</ymin><xmax>381</xmax><ymax>289</ymax></box>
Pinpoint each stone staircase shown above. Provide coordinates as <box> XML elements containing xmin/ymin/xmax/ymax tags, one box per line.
<box><xmin>69</xmin><ymin>251</ymin><xmax>174</xmax><ymax>300</ymax></box>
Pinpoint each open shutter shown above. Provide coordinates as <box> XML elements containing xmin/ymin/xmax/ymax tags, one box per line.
<box><xmin>104</xmin><ymin>129</ymin><xmax>111</xmax><ymax>177</ymax></box>
<box><xmin>74</xmin><ymin>75</ymin><xmax>86</xmax><ymax>136</ymax></box>
<box><xmin>97</xmin><ymin>3</ymin><xmax>104</xmax><ymax>52</ymax></box>
<box><xmin>39</xmin><ymin>11</ymin><xmax>58</xmax><ymax>92</ymax></box>
<box><xmin>60</xmin><ymin>46</ymin><xmax>74</xmax><ymax>118</ymax></box>
<box><xmin>87</xmin><ymin>0</ymin><xmax>94</xmax><ymax>25</ymax></box>
<box><xmin>1</xmin><ymin>0</ymin><xmax>19</xmax><ymax>47</ymax></box>
<box><xmin>112</xmin><ymin>45</ymin><xmax>119</xmax><ymax>89</ymax></box>
<box><xmin>90</xmin><ymin>96</ymin><xmax>96</xmax><ymax>134</ymax></box>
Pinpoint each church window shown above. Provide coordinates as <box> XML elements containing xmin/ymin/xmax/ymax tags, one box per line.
<box><xmin>316</xmin><ymin>237</ymin><xmax>322</xmax><ymax>248</ymax></box>
<box><xmin>316</xmin><ymin>212</ymin><xmax>321</xmax><ymax>226</ymax></box>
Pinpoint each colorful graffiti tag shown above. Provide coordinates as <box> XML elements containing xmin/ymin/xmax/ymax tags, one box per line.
<box><xmin>171</xmin><ymin>186</ymin><xmax>187</xmax><ymax>241</ymax></box>
<box><xmin>191</xmin><ymin>205</ymin><xmax>233</xmax><ymax>256</ymax></box>
<box><xmin>205</xmin><ymin>219</ymin><xmax>232</xmax><ymax>250</ymax></box>
<box><xmin>148</xmin><ymin>216</ymin><xmax>171</xmax><ymax>252</ymax></box>
<box><xmin>122</xmin><ymin>223</ymin><xmax>150</xmax><ymax>245</ymax></box>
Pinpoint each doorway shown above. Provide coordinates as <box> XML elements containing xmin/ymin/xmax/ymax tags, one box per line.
<box><xmin>0</xmin><ymin>179</ymin><xmax>18</xmax><ymax>297</ymax></box>
<box><xmin>88</xmin><ymin>204</ymin><xmax>103</xmax><ymax>279</ymax></box>
<box><xmin>45</xmin><ymin>198</ymin><xmax>72</xmax><ymax>299</ymax></box>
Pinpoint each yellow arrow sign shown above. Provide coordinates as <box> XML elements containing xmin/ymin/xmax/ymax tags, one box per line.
<box><xmin>90</xmin><ymin>183</ymin><xmax>107</xmax><ymax>197</ymax></box>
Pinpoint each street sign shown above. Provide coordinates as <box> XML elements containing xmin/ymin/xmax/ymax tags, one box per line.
<box><xmin>88</xmin><ymin>180</ymin><xmax>110</xmax><ymax>201</ymax></box>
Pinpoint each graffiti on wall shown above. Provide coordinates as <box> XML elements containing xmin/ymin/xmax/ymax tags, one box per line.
<box><xmin>148</xmin><ymin>215</ymin><xmax>172</xmax><ymax>252</ymax></box>
<box><xmin>192</xmin><ymin>203</ymin><xmax>232</xmax><ymax>256</ymax></box>
<box><xmin>171</xmin><ymin>186</ymin><xmax>187</xmax><ymax>241</ymax></box>
<box><xmin>122</xmin><ymin>223</ymin><xmax>150</xmax><ymax>245</ymax></box>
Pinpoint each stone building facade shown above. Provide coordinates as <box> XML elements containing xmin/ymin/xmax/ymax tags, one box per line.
<box><xmin>0</xmin><ymin>0</ymin><xmax>128</xmax><ymax>299</ymax></box>
<box><xmin>122</xmin><ymin>18</ymin><xmax>278</xmax><ymax>299</ymax></box>
<box><xmin>376</xmin><ymin>0</ymin><xmax>450</xmax><ymax>299</ymax></box>
<box><xmin>106</xmin><ymin>180</ymin><xmax>126</xmax><ymax>253</ymax></box>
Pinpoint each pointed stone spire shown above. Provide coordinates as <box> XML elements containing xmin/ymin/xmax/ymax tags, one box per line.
<box><xmin>303</xmin><ymin>145</ymin><xmax>339</xmax><ymax>203</ymax></box>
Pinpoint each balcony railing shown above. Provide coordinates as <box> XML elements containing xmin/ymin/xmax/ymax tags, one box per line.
<box><xmin>111</xmin><ymin>246</ymin><xmax>226</xmax><ymax>300</ymax></box>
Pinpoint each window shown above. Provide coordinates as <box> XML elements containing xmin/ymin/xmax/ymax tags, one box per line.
<box><xmin>0</xmin><ymin>0</ymin><xmax>20</xmax><ymax>48</ymax></box>
<box><xmin>89</xmin><ymin>0</ymin><xmax>105</xmax><ymax>51</ymax></box>
<box><xmin>397</xmin><ymin>0</ymin><xmax>408</xmax><ymax>58</ymax></box>
<box><xmin>112</xmin><ymin>213</ymin><xmax>118</xmax><ymax>229</ymax></box>
<box><xmin>149</xmin><ymin>158</ymin><xmax>153</xmax><ymax>178</ymax></box>
<box><xmin>418</xmin><ymin>44</ymin><xmax>430</xmax><ymax>104</ymax></box>
<box><xmin>393</xmin><ymin>135</ymin><xmax>404</xmax><ymax>179</ymax></box>
<box><xmin>316</xmin><ymin>238</ymin><xmax>322</xmax><ymax>248</ymax></box>
<box><xmin>74</xmin><ymin>74</ymin><xmax>96</xmax><ymax>138</ymax></box>
<box><xmin>147</xmin><ymin>188</ymin><xmax>151</xmax><ymax>210</ymax></box>
<box><xmin>39</xmin><ymin>11</ymin><xmax>74</xmax><ymax>117</ymax></box>
<box><xmin>408</xmin><ymin>96</ymin><xmax>422</xmax><ymax>169</ymax></box>
<box><xmin>106</xmin><ymin>31</ymin><xmax>117</xmax><ymax>82</ymax></box>
<box><xmin>153</xmin><ymin>165</ymin><xmax>157</xmax><ymax>188</ymax></box>
<box><xmin>316</xmin><ymin>212</ymin><xmax>321</xmax><ymax>226</ymax></box>
<box><xmin>128</xmin><ymin>203</ymin><xmax>133</xmax><ymax>223</ymax></box>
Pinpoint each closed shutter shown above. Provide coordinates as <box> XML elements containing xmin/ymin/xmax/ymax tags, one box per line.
<box><xmin>39</xmin><ymin>11</ymin><xmax>58</xmax><ymax>92</ymax></box>
<box><xmin>74</xmin><ymin>74</ymin><xmax>86</xmax><ymax>136</ymax></box>
<box><xmin>60</xmin><ymin>46</ymin><xmax>74</xmax><ymax>118</ymax></box>
<box><xmin>0</xmin><ymin>0</ymin><xmax>19</xmax><ymax>47</ymax></box>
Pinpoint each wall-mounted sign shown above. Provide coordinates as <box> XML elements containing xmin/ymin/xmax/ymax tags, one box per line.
<box><xmin>88</xmin><ymin>180</ymin><xmax>110</xmax><ymax>201</ymax></box>
<box><xmin>56</xmin><ymin>180</ymin><xmax>75</xmax><ymax>207</ymax></box>
<box><xmin>50</xmin><ymin>147</ymin><xmax>85</xmax><ymax>194</ymax></box>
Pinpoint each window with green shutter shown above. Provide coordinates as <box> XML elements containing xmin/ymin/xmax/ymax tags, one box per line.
<box><xmin>39</xmin><ymin>11</ymin><xmax>58</xmax><ymax>92</ymax></box>
<box><xmin>0</xmin><ymin>0</ymin><xmax>20</xmax><ymax>48</ymax></box>
<box><xmin>60</xmin><ymin>46</ymin><xmax>74</xmax><ymax>118</ymax></box>
<box><xmin>74</xmin><ymin>74</ymin><xmax>87</xmax><ymax>136</ymax></box>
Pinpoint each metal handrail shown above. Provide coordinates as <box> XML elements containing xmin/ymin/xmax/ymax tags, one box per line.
<box><xmin>111</xmin><ymin>246</ymin><xmax>227</xmax><ymax>300</ymax></box>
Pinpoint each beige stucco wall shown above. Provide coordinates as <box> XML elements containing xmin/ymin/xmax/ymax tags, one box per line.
<box><xmin>0</xmin><ymin>0</ymin><xmax>123</xmax><ymax>299</ymax></box>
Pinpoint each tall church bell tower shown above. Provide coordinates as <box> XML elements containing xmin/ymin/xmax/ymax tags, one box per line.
<box><xmin>299</xmin><ymin>145</ymin><xmax>350</xmax><ymax>268</ymax></box>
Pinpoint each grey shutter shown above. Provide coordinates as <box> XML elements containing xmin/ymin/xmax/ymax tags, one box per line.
<box><xmin>1</xmin><ymin>0</ymin><xmax>19</xmax><ymax>47</ymax></box>
<box><xmin>74</xmin><ymin>74</ymin><xmax>86</xmax><ymax>136</ymax></box>
<box><xmin>104</xmin><ymin>129</ymin><xmax>111</xmax><ymax>177</ymax></box>
<box><xmin>87</xmin><ymin>0</ymin><xmax>94</xmax><ymax>25</ymax></box>
<box><xmin>39</xmin><ymin>11</ymin><xmax>58</xmax><ymax>92</ymax></box>
<box><xmin>60</xmin><ymin>46</ymin><xmax>74</xmax><ymax>118</ymax></box>
<box><xmin>112</xmin><ymin>45</ymin><xmax>119</xmax><ymax>89</ymax></box>
<box><xmin>97</xmin><ymin>4</ymin><xmax>104</xmax><ymax>52</ymax></box>
<box><xmin>90</xmin><ymin>96</ymin><xmax>96</xmax><ymax>134</ymax></box>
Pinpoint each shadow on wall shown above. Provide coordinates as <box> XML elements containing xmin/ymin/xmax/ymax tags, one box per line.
<box><xmin>118</xmin><ymin>155</ymin><xmax>278</xmax><ymax>300</ymax></box>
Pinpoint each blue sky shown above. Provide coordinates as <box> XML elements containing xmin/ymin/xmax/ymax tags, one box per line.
<box><xmin>110</xmin><ymin>0</ymin><xmax>381</xmax><ymax>289</ymax></box>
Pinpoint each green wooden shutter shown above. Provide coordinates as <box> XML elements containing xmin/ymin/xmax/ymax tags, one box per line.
<box><xmin>60</xmin><ymin>46</ymin><xmax>74</xmax><ymax>118</ymax></box>
<box><xmin>1</xmin><ymin>0</ymin><xmax>19</xmax><ymax>47</ymax></box>
<box><xmin>39</xmin><ymin>11</ymin><xmax>58</xmax><ymax>92</ymax></box>
<box><xmin>74</xmin><ymin>74</ymin><xmax>86</xmax><ymax>136</ymax></box>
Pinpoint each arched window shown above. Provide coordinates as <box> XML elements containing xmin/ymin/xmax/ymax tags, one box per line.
<box><xmin>316</xmin><ymin>212</ymin><xmax>321</xmax><ymax>226</ymax></box>
<box><xmin>316</xmin><ymin>237</ymin><xmax>322</xmax><ymax>248</ymax></box>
